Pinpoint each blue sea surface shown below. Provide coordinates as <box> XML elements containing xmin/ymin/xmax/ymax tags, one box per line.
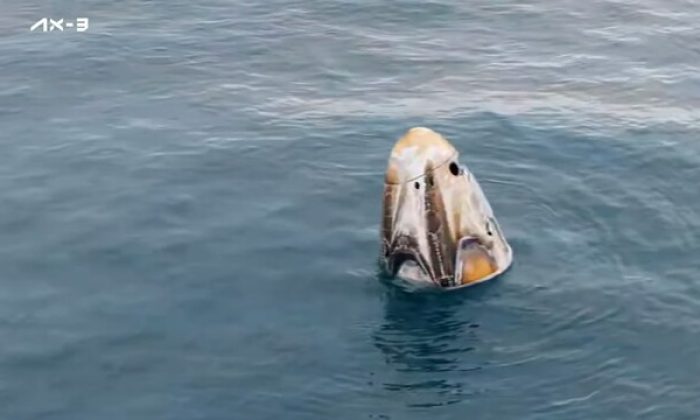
<box><xmin>1</xmin><ymin>1</ymin><xmax>700</xmax><ymax>418</ymax></box>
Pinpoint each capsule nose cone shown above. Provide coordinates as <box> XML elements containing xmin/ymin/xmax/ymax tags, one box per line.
<box><xmin>385</xmin><ymin>127</ymin><xmax>458</xmax><ymax>184</ymax></box>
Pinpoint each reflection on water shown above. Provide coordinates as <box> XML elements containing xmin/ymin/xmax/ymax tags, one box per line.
<box><xmin>372</xmin><ymin>279</ymin><xmax>497</xmax><ymax>407</ymax></box>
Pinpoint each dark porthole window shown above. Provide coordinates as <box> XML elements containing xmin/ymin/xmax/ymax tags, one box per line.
<box><xmin>449</xmin><ymin>162</ymin><xmax>460</xmax><ymax>176</ymax></box>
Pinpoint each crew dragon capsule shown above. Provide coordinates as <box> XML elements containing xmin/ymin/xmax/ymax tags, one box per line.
<box><xmin>380</xmin><ymin>127</ymin><xmax>513</xmax><ymax>289</ymax></box>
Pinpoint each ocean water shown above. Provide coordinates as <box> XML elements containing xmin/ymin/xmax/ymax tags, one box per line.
<box><xmin>1</xmin><ymin>0</ymin><xmax>700</xmax><ymax>418</ymax></box>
